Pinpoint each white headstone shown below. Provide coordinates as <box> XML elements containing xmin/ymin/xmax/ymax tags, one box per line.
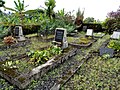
<box><xmin>54</xmin><ymin>28</ymin><xmax>68</xmax><ymax>49</ymax></box>
<box><xmin>110</xmin><ymin>31</ymin><xmax>120</xmax><ymax>39</ymax></box>
<box><xmin>86</xmin><ymin>29</ymin><xmax>93</xmax><ymax>36</ymax></box>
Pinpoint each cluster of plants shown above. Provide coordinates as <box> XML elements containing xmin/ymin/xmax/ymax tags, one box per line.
<box><xmin>103</xmin><ymin>6</ymin><xmax>120</xmax><ymax>33</ymax></box>
<box><xmin>27</xmin><ymin>45</ymin><xmax>62</xmax><ymax>65</ymax></box>
<box><xmin>1</xmin><ymin>60</ymin><xmax>32</xmax><ymax>73</ymax></box>
<box><xmin>0</xmin><ymin>0</ymin><xmax>76</xmax><ymax>37</ymax></box>
<box><xmin>62</xmin><ymin>55</ymin><xmax>120</xmax><ymax>90</ymax></box>
<box><xmin>3</xmin><ymin>36</ymin><xmax>17</xmax><ymax>45</ymax></box>
<box><xmin>93</xmin><ymin>32</ymin><xmax>105</xmax><ymax>37</ymax></box>
<box><xmin>0</xmin><ymin>25</ymin><xmax>9</xmax><ymax>39</ymax></box>
<box><xmin>108</xmin><ymin>39</ymin><xmax>120</xmax><ymax>51</ymax></box>
<box><xmin>76</xmin><ymin>37</ymin><xmax>91</xmax><ymax>44</ymax></box>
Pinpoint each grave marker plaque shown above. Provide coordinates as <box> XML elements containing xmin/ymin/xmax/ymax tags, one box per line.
<box><xmin>54</xmin><ymin>28</ymin><xmax>68</xmax><ymax>49</ymax></box>
<box><xmin>82</xmin><ymin>26</ymin><xmax>87</xmax><ymax>31</ymax></box>
<box><xmin>110</xmin><ymin>31</ymin><xmax>120</xmax><ymax>39</ymax></box>
<box><xmin>86</xmin><ymin>29</ymin><xmax>93</xmax><ymax>36</ymax></box>
<box><xmin>55</xmin><ymin>29</ymin><xmax>64</xmax><ymax>42</ymax></box>
<box><xmin>99</xmin><ymin>47</ymin><xmax>114</xmax><ymax>57</ymax></box>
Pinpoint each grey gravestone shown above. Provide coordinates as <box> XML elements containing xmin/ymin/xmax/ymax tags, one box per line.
<box><xmin>54</xmin><ymin>28</ymin><xmax>68</xmax><ymax>49</ymax></box>
<box><xmin>14</xmin><ymin>26</ymin><xmax>26</xmax><ymax>41</ymax></box>
<box><xmin>110</xmin><ymin>31</ymin><xmax>120</xmax><ymax>39</ymax></box>
<box><xmin>86</xmin><ymin>29</ymin><xmax>93</xmax><ymax>36</ymax></box>
<box><xmin>99</xmin><ymin>47</ymin><xmax>114</xmax><ymax>57</ymax></box>
<box><xmin>82</xmin><ymin>26</ymin><xmax>87</xmax><ymax>31</ymax></box>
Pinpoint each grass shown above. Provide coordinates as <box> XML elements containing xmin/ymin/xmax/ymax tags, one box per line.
<box><xmin>62</xmin><ymin>56</ymin><xmax>120</xmax><ymax>90</ymax></box>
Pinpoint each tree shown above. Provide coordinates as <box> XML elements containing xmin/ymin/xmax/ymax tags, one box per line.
<box><xmin>84</xmin><ymin>17</ymin><xmax>95</xmax><ymax>23</ymax></box>
<box><xmin>106</xmin><ymin>6</ymin><xmax>120</xmax><ymax>30</ymax></box>
<box><xmin>45</xmin><ymin>0</ymin><xmax>56</xmax><ymax>19</ymax></box>
<box><xmin>75</xmin><ymin>8</ymin><xmax>85</xmax><ymax>26</ymax></box>
<box><xmin>0</xmin><ymin>0</ymin><xmax>5</xmax><ymax>7</ymax></box>
<box><xmin>0</xmin><ymin>0</ymin><xmax>28</xmax><ymax>25</ymax></box>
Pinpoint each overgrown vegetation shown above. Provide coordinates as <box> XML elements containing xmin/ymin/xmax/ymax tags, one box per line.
<box><xmin>108</xmin><ymin>39</ymin><xmax>120</xmax><ymax>51</ymax></box>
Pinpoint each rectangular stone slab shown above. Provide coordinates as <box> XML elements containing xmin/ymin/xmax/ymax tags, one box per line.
<box><xmin>99</xmin><ymin>47</ymin><xmax>114</xmax><ymax>57</ymax></box>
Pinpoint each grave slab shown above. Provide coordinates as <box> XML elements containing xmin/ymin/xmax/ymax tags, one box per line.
<box><xmin>99</xmin><ymin>47</ymin><xmax>114</xmax><ymax>57</ymax></box>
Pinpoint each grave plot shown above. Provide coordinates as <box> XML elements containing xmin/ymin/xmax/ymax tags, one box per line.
<box><xmin>93</xmin><ymin>32</ymin><xmax>105</xmax><ymax>38</ymax></box>
<box><xmin>69</xmin><ymin>37</ymin><xmax>96</xmax><ymax>48</ymax></box>
<box><xmin>69</xmin><ymin>29</ymin><xmax>97</xmax><ymax>48</ymax></box>
<box><xmin>0</xmin><ymin>44</ymin><xmax>77</xmax><ymax>89</ymax></box>
<box><xmin>0</xmin><ymin>38</ymin><xmax>31</xmax><ymax>51</ymax></box>
<box><xmin>95</xmin><ymin>38</ymin><xmax>120</xmax><ymax>58</ymax></box>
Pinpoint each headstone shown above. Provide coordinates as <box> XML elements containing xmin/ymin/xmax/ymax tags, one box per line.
<box><xmin>14</xmin><ymin>26</ymin><xmax>26</xmax><ymax>41</ymax></box>
<box><xmin>110</xmin><ymin>31</ymin><xmax>120</xmax><ymax>39</ymax></box>
<box><xmin>82</xmin><ymin>26</ymin><xmax>87</xmax><ymax>31</ymax></box>
<box><xmin>99</xmin><ymin>47</ymin><xmax>114</xmax><ymax>57</ymax></box>
<box><xmin>86</xmin><ymin>29</ymin><xmax>93</xmax><ymax>36</ymax></box>
<box><xmin>54</xmin><ymin>28</ymin><xmax>68</xmax><ymax>49</ymax></box>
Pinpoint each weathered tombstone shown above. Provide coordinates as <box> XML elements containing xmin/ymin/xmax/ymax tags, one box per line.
<box><xmin>86</xmin><ymin>29</ymin><xmax>93</xmax><ymax>36</ymax></box>
<box><xmin>99</xmin><ymin>47</ymin><xmax>114</xmax><ymax>57</ymax></box>
<box><xmin>14</xmin><ymin>26</ymin><xmax>26</xmax><ymax>41</ymax></box>
<box><xmin>82</xmin><ymin>26</ymin><xmax>87</xmax><ymax>32</ymax></box>
<box><xmin>54</xmin><ymin>28</ymin><xmax>68</xmax><ymax>49</ymax></box>
<box><xmin>110</xmin><ymin>31</ymin><xmax>120</xmax><ymax>39</ymax></box>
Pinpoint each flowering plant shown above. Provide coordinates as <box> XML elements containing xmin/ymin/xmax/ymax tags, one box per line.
<box><xmin>106</xmin><ymin>6</ymin><xmax>120</xmax><ymax>31</ymax></box>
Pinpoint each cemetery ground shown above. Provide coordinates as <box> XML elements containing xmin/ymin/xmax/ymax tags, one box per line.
<box><xmin>0</xmin><ymin>32</ymin><xmax>120</xmax><ymax>90</ymax></box>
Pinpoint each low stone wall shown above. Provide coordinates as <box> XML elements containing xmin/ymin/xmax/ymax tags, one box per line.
<box><xmin>0</xmin><ymin>47</ymin><xmax>77</xmax><ymax>89</ymax></box>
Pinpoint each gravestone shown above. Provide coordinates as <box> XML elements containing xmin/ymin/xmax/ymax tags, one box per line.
<box><xmin>110</xmin><ymin>31</ymin><xmax>120</xmax><ymax>39</ymax></box>
<box><xmin>99</xmin><ymin>47</ymin><xmax>114</xmax><ymax>57</ymax></box>
<box><xmin>82</xmin><ymin>26</ymin><xmax>87</xmax><ymax>32</ymax></box>
<box><xmin>86</xmin><ymin>29</ymin><xmax>93</xmax><ymax>36</ymax></box>
<box><xmin>14</xmin><ymin>26</ymin><xmax>26</xmax><ymax>41</ymax></box>
<box><xmin>54</xmin><ymin>28</ymin><xmax>68</xmax><ymax>49</ymax></box>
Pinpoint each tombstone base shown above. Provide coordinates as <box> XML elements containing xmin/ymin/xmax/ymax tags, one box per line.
<box><xmin>17</xmin><ymin>36</ymin><xmax>26</xmax><ymax>42</ymax></box>
<box><xmin>62</xmin><ymin>41</ymin><xmax>68</xmax><ymax>49</ymax></box>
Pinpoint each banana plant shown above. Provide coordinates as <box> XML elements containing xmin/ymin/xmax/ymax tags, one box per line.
<box><xmin>45</xmin><ymin>0</ymin><xmax>56</xmax><ymax>19</ymax></box>
<box><xmin>0</xmin><ymin>0</ymin><xmax>28</xmax><ymax>25</ymax></box>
